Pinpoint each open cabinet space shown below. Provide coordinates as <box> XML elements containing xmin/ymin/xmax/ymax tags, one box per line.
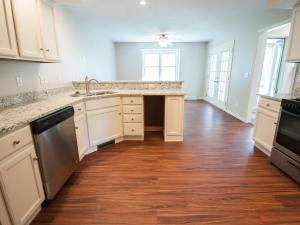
<box><xmin>144</xmin><ymin>96</ymin><xmax>165</xmax><ymax>139</ymax></box>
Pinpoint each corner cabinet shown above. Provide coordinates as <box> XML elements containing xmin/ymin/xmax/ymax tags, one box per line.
<box><xmin>87</xmin><ymin>106</ymin><xmax>123</xmax><ymax>146</ymax></box>
<box><xmin>0</xmin><ymin>0</ymin><xmax>60</xmax><ymax>62</ymax></box>
<box><xmin>164</xmin><ymin>96</ymin><xmax>184</xmax><ymax>142</ymax></box>
<box><xmin>287</xmin><ymin>4</ymin><xmax>300</xmax><ymax>62</ymax></box>
<box><xmin>0</xmin><ymin>0</ymin><xmax>18</xmax><ymax>58</ymax></box>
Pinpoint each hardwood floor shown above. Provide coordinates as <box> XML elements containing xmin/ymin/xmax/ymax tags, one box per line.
<box><xmin>32</xmin><ymin>101</ymin><xmax>300</xmax><ymax>225</ymax></box>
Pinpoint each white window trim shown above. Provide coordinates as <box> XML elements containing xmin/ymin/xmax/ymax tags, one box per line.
<box><xmin>142</xmin><ymin>49</ymin><xmax>180</xmax><ymax>81</ymax></box>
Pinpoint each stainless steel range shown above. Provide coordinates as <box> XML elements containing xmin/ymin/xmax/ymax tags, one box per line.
<box><xmin>271</xmin><ymin>98</ymin><xmax>300</xmax><ymax>184</ymax></box>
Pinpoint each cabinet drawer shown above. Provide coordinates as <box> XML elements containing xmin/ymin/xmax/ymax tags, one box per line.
<box><xmin>0</xmin><ymin>126</ymin><xmax>33</xmax><ymax>161</ymax></box>
<box><xmin>74</xmin><ymin>102</ymin><xmax>85</xmax><ymax>116</ymax></box>
<box><xmin>86</xmin><ymin>97</ymin><xmax>121</xmax><ymax>111</ymax></box>
<box><xmin>124</xmin><ymin>123</ymin><xmax>144</xmax><ymax>136</ymax></box>
<box><xmin>123</xmin><ymin>115</ymin><xmax>143</xmax><ymax>123</ymax></box>
<box><xmin>258</xmin><ymin>97</ymin><xmax>281</xmax><ymax>112</ymax></box>
<box><xmin>123</xmin><ymin>97</ymin><xmax>143</xmax><ymax>105</ymax></box>
<box><xmin>123</xmin><ymin>105</ymin><xmax>143</xmax><ymax>114</ymax></box>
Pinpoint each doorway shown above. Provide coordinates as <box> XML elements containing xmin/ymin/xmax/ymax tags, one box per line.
<box><xmin>205</xmin><ymin>41</ymin><xmax>234</xmax><ymax>110</ymax></box>
<box><xmin>247</xmin><ymin>22</ymin><xmax>297</xmax><ymax>124</ymax></box>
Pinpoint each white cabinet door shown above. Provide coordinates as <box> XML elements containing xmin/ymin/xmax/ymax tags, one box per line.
<box><xmin>38</xmin><ymin>0</ymin><xmax>59</xmax><ymax>61</ymax></box>
<box><xmin>164</xmin><ymin>96</ymin><xmax>184</xmax><ymax>142</ymax></box>
<box><xmin>253</xmin><ymin>107</ymin><xmax>278</xmax><ymax>156</ymax></box>
<box><xmin>0</xmin><ymin>0</ymin><xmax>18</xmax><ymax>58</ymax></box>
<box><xmin>0</xmin><ymin>145</ymin><xmax>45</xmax><ymax>225</ymax></box>
<box><xmin>287</xmin><ymin>5</ymin><xmax>300</xmax><ymax>62</ymax></box>
<box><xmin>0</xmin><ymin>189</ymin><xmax>12</xmax><ymax>225</ymax></box>
<box><xmin>11</xmin><ymin>0</ymin><xmax>44</xmax><ymax>60</ymax></box>
<box><xmin>75</xmin><ymin>114</ymin><xmax>90</xmax><ymax>160</ymax></box>
<box><xmin>87</xmin><ymin>106</ymin><xmax>122</xmax><ymax>146</ymax></box>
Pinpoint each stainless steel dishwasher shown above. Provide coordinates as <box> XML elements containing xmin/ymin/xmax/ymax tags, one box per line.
<box><xmin>31</xmin><ymin>106</ymin><xmax>79</xmax><ymax>200</ymax></box>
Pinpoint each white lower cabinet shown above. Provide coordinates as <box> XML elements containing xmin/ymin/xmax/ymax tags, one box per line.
<box><xmin>0</xmin><ymin>189</ymin><xmax>12</xmax><ymax>225</ymax></box>
<box><xmin>164</xmin><ymin>96</ymin><xmax>184</xmax><ymax>142</ymax></box>
<box><xmin>87</xmin><ymin>106</ymin><xmax>122</xmax><ymax>146</ymax></box>
<box><xmin>74</xmin><ymin>113</ymin><xmax>89</xmax><ymax>160</ymax></box>
<box><xmin>253</xmin><ymin>97</ymin><xmax>280</xmax><ymax>156</ymax></box>
<box><xmin>0</xmin><ymin>145</ymin><xmax>45</xmax><ymax>225</ymax></box>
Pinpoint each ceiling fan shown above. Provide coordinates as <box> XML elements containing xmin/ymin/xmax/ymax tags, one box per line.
<box><xmin>158</xmin><ymin>34</ymin><xmax>184</xmax><ymax>47</ymax></box>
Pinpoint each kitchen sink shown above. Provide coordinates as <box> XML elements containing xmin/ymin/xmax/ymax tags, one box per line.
<box><xmin>70</xmin><ymin>91</ymin><xmax>116</xmax><ymax>97</ymax></box>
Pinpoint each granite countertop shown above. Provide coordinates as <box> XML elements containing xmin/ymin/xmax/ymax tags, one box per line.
<box><xmin>258</xmin><ymin>93</ymin><xmax>297</xmax><ymax>102</ymax></box>
<box><xmin>0</xmin><ymin>89</ymin><xmax>185</xmax><ymax>138</ymax></box>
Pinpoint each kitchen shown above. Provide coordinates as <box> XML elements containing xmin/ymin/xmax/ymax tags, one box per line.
<box><xmin>0</xmin><ymin>0</ymin><xmax>300</xmax><ymax>225</ymax></box>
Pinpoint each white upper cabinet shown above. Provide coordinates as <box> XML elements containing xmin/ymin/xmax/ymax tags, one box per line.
<box><xmin>11</xmin><ymin>0</ymin><xmax>44</xmax><ymax>60</ymax></box>
<box><xmin>38</xmin><ymin>0</ymin><xmax>60</xmax><ymax>61</ymax></box>
<box><xmin>287</xmin><ymin>4</ymin><xmax>300</xmax><ymax>62</ymax></box>
<box><xmin>0</xmin><ymin>0</ymin><xmax>18</xmax><ymax>58</ymax></box>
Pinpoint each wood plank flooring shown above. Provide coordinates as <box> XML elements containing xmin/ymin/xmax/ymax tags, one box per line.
<box><xmin>32</xmin><ymin>101</ymin><xmax>300</xmax><ymax>225</ymax></box>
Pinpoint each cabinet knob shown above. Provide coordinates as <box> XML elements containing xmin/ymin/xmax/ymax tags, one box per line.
<box><xmin>119</xmin><ymin>113</ymin><xmax>122</xmax><ymax>115</ymax></box>
<box><xmin>46</xmin><ymin>49</ymin><xmax>50</xmax><ymax>52</ymax></box>
<box><xmin>131</xmin><ymin>110</ymin><xmax>134</xmax><ymax>112</ymax></box>
<box><xmin>77</xmin><ymin>108</ymin><xmax>82</xmax><ymax>111</ymax></box>
<box><xmin>131</xmin><ymin>100</ymin><xmax>134</xmax><ymax>103</ymax></box>
<box><xmin>75</xmin><ymin>126</ymin><xmax>79</xmax><ymax>130</ymax></box>
<box><xmin>33</xmin><ymin>156</ymin><xmax>39</xmax><ymax>161</ymax></box>
<box><xmin>266</xmin><ymin>104</ymin><xmax>270</xmax><ymax>107</ymax></box>
<box><xmin>13</xmin><ymin>140</ymin><xmax>20</xmax><ymax>145</ymax></box>
<box><xmin>131</xmin><ymin>129</ymin><xmax>135</xmax><ymax>132</ymax></box>
<box><xmin>131</xmin><ymin>118</ymin><xmax>134</xmax><ymax>121</ymax></box>
<box><xmin>40</xmin><ymin>48</ymin><xmax>44</xmax><ymax>51</ymax></box>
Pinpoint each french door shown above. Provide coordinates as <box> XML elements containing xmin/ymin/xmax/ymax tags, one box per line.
<box><xmin>206</xmin><ymin>45</ymin><xmax>234</xmax><ymax>110</ymax></box>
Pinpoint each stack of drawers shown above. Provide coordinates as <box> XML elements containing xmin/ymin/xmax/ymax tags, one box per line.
<box><xmin>122</xmin><ymin>97</ymin><xmax>144</xmax><ymax>137</ymax></box>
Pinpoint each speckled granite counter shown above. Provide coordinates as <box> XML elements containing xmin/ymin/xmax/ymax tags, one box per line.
<box><xmin>259</xmin><ymin>93</ymin><xmax>297</xmax><ymax>102</ymax></box>
<box><xmin>0</xmin><ymin>90</ymin><xmax>185</xmax><ymax>138</ymax></box>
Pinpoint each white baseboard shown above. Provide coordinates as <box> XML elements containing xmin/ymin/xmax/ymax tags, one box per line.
<box><xmin>184</xmin><ymin>95</ymin><xmax>203</xmax><ymax>100</ymax></box>
<box><xmin>203</xmin><ymin>98</ymin><xmax>247</xmax><ymax>123</ymax></box>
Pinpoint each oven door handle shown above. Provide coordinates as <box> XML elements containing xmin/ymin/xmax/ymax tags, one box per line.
<box><xmin>287</xmin><ymin>160</ymin><xmax>300</xmax><ymax>170</ymax></box>
<box><xmin>281</xmin><ymin>109</ymin><xmax>300</xmax><ymax>119</ymax></box>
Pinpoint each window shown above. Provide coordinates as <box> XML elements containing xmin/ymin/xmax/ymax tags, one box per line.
<box><xmin>142</xmin><ymin>49</ymin><xmax>180</xmax><ymax>81</ymax></box>
<box><xmin>207</xmin><ymin>54</ymin><xmax>218</xmax><ymax>97</ymax></box>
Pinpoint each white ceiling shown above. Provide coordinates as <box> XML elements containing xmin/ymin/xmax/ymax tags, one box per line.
<box><xmin>57</xmin><ymin>0</ymin><xmax>292</xmax><ymax>42</ymax></box>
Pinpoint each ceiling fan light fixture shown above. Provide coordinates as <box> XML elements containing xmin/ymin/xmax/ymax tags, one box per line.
<box><xmin>158</xmin><ymin>34</ymin><xmax>170</xmax><ymax>47</ymax></box>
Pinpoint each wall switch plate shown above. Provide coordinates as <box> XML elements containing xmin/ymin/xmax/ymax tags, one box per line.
<box><xmin>16</xmin><ymin>76</ymin><xmax>23</xmax><ymax>87</ymax></box>
<box><xmin>243</xmin><ymin>72</ymin><xmax>249</xmax><ymax>79</ymax></box>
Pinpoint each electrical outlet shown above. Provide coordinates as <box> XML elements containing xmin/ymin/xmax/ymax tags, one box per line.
<box><xmin>16</xmin><ymin>76</ymin><xmax>23</xmax><ymax>87</ymax></box>
<box><xmin>39</xmin><ymin>75</ymin><xmax>48</xmax><ymax>84</ymax></box>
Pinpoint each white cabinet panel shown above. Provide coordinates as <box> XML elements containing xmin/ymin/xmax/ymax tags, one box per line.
<box><xmin>38</xmin><ymin>0</ymin><xmax>59</xmax><ymax>61</ymax></box>
<box><xmin>0</xmin><ymin>0</ymin><xmax>18</xmax><ymax>57</ymax></box>
<box><xmin>0</xmin><ymin>145</ymin><xmax>45</xmax><ymax>225</ymax></box>
<box><xmin>75</xmin><ymin>114</ymin><xmax>89</xmax><ymax>160</ymax></box>
<box><xmin>87</xmin><ymin>106</ymin><xmax>122</xmax><ymax>146</ymax></box>
<box><xmin>253</xmin><ymin>107</ymin><xmax>278</xmax><ymax>156</ymax></box>
<box><xmin>11</xmin><ymin>0</ymin><xmax>44</xmax><ymax>60</ymax></box>
<box><xmin>0</xmin><ymin>189</ymin><xmax>12</xmax><ymax>225</ymax></box>
<box><xmin>287</xmin><ymin>5</ymin><xmax>300</xmax><ymax>62</ymax></box>
<box><xmin>164</xmin><ymin>96</ymin><xmax>184</xmax><ymax>141</ymax></box>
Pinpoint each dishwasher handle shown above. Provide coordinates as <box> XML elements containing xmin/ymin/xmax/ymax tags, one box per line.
<box><xmin>31</xmin><ymin>106</ymin><xmax>75</xmax><ymax>134</ymax></box>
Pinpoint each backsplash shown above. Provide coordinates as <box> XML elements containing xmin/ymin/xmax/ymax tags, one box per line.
<box><xmin>72</xmin><ymin>81</ymin><xmax>183</xmax><ymax>91</ymax></box>
<box><xmin>0</xmin><ymin>86</ymin><xmax>74</xmax><ymax>109</ymax></box>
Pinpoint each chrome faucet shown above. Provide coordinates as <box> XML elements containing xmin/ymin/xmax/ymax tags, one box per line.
<box><xmin>85</xmin><ymin>76</ymin><xmax>101</xmax><ymax>95</ymax></box>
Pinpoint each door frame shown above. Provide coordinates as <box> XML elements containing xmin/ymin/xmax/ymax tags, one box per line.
<box><xmin>246</xmin><ymin>20</ymin><xmax>295</xmax><ymax>124</ymax></box>
<box><xmin>205</xmin><ymin>40</ymin><xmax>235</xmax><ymax>111</ymax></box>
